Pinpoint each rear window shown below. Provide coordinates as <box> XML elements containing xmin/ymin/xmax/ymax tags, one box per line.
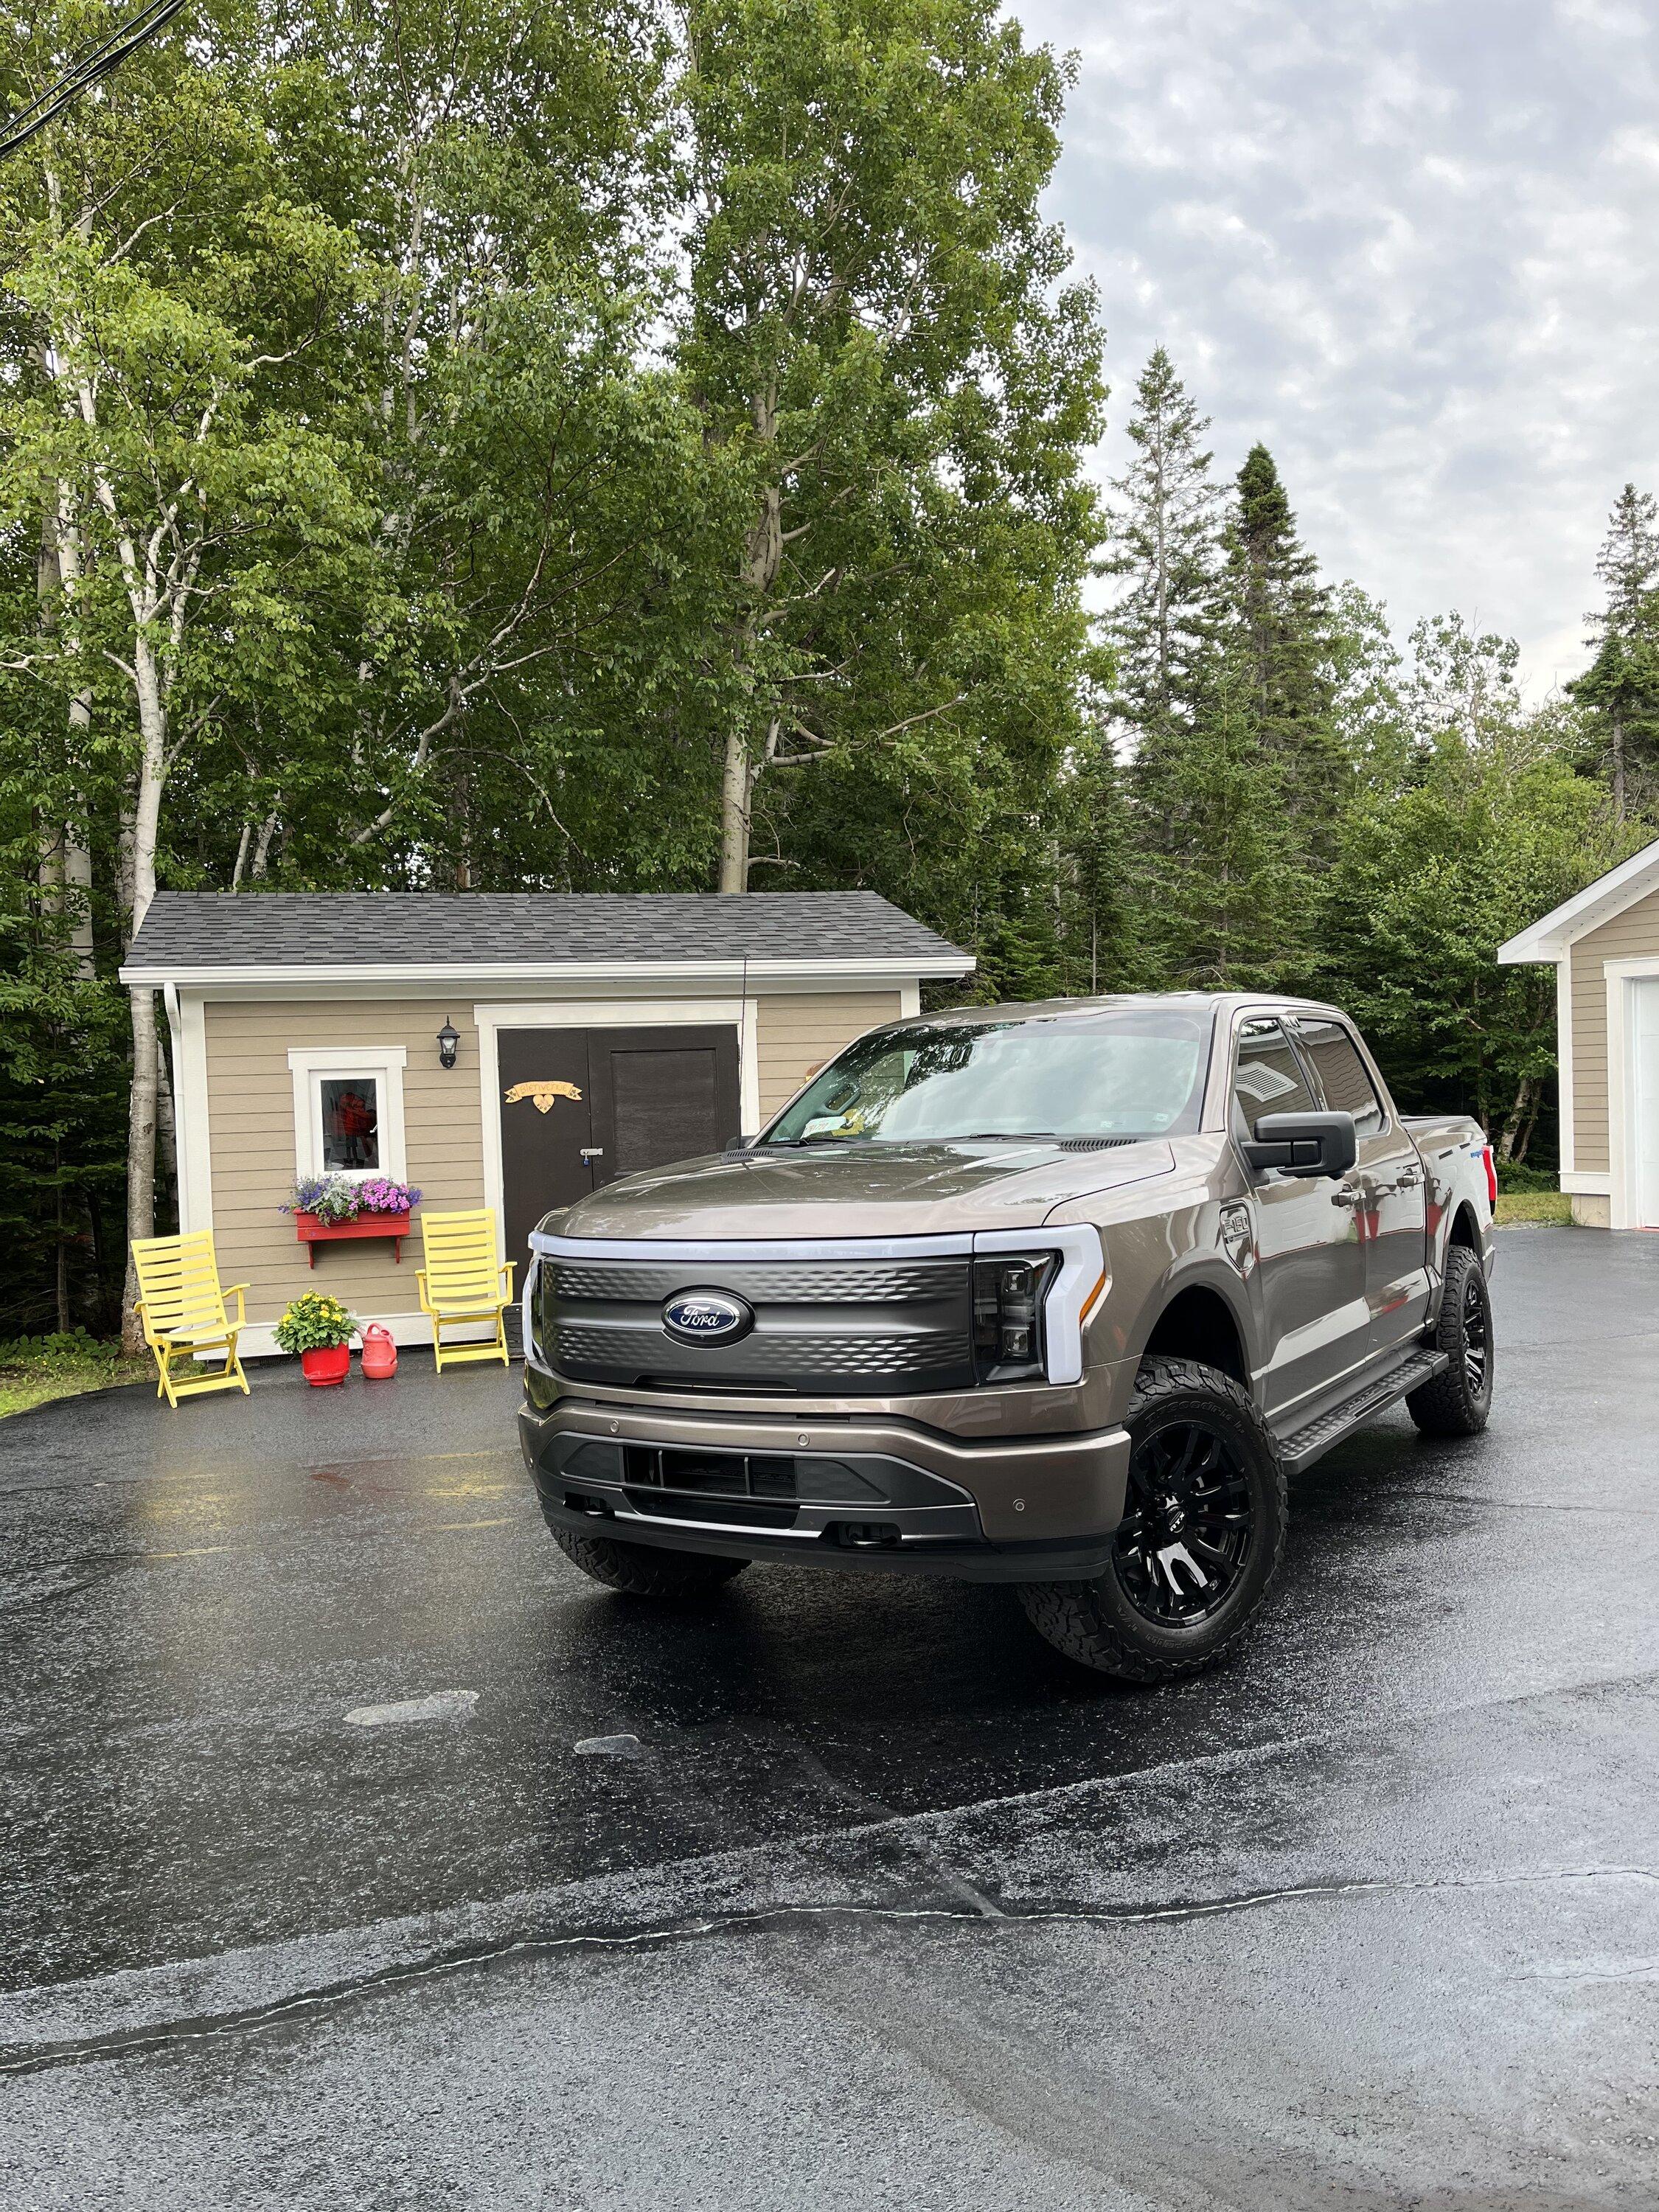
<box><xmin>1295</xmin><ymin>1018</ymin><xmax>1385</xmax><ymax>1138</ymax></box>
<box><xmin>1231</xmin><ymin>1019</ymin><xmax>1316</xmax><ymax>1139</ymax></box>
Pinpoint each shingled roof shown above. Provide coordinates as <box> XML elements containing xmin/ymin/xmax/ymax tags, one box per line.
<box><xmin>120</xmin><ymin>891</ymin><xmax>973</xmax><ymax>979</ymax></box>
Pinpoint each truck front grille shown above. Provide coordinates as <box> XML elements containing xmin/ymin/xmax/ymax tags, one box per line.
<box><xmin>535</xmin><ymin>1253</ymin><xmax>974</xmax><ymax>1396</ymax></box>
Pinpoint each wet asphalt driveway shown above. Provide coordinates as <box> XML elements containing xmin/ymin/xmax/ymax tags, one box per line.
<box><xmin>1</xmin><ymin>1226</ymin><xmax>1656</xmax><ymax>2208</ymax></box>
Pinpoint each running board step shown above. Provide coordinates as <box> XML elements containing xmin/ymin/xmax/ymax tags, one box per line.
<box><xmin>1277</xmin><ymin>1349</ymin><xmax>1449</xmax><ymax>1471</ymax></box>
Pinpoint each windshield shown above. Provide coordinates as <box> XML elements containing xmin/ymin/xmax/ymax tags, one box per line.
<box><xmin>762</xmin><ymin>1009</ymin><xmax>1214</xmax><ymax>1146</ymax></box>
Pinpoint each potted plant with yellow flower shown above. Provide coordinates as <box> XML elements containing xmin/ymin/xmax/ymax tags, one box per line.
<box><xmin>273</xmin><ymin>1293</ymin><xmax>358</xmax><ymax>1387</ymax></box>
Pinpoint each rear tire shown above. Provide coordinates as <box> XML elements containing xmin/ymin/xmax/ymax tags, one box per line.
<box><xmin>1405</xmin><ymin>1244</ymin><xmax>1493</xmax><ymax>1437</ymax></box>
<box><xmin>552</xmin><ymin>1528</ymin><xmax>748</xmax><ymax>1598</ymax></box>
<box><xmin>1017</xmin><ymin>1356</ymin><xmax>1287</xmax><ymax>1683</ymax></box>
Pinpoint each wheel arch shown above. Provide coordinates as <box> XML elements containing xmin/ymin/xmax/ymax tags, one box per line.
<box><xmin>1133</xmin><ymin>1267</ymin><xmax>1254</xmax><ymax>1390</ymax></box>
<box><xmin>1445</xmin><ymin>1200</ymin><xmax>1483</xmax><ymax>1255</ymax></box>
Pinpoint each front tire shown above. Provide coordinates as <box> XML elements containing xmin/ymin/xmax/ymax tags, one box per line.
<box><xmin>1017</xmin><ymin>1356</ymin><xmax>1287</xmax><ymax>1683</ymax></box>
<box><xmin>552</xmin><ymin>1528</ymin><xmax>748</xmax><ymax>1599</ymax></box>
<box><xmin>1405</xmin><ymin>1244</ymin><xmax>1493</xmax><ymax>1436</ymax></box>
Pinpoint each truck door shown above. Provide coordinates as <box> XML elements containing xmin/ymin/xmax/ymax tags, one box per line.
<box><xmin>1292</xmin><ymin>1016</ymin><xmax>1430</xmax><ymax>1360</ymax></box>
<box><xmin>1232</xmin><ymin>1017</ymin><xmax>1371</xmax><ymax>1421</ymax></box>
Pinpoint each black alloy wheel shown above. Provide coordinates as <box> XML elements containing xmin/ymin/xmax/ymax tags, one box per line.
<box><xmin>1460</xmin><ymin>1265</ymin><xmax>1489</xmax><ymax>1396</ymax></box>
<box><xmin>1016</xmin><ymin>1356</ymin><xmax>1287</xmax><ymax>1683</ymax></box>
<box><xmin>1405</xmin><ymin>1242</ymin><xmax>1494</xmax><ymax>1436</ymax></box>
<box><xmin>1112</xmin><ymin>1415</ymin><xmax>1254</xmax><ymax>1627</ymax></box>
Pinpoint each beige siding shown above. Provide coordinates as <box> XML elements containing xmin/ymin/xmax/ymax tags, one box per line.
<box><xmin>754</xmin><ymin>991</ymin><xmax>902</xmax><ymax>1119</ymax></box>
<box><xmin>1567</xmin><ymin>887</ymin><xmax>1659</xmax><ymax>1175</ymax></box>
<box><xmin>204</xmin><ymin>1000</ymin><xmax>485</xmax><ymax>1326</ymax></box>
<box><xmin>204</xmin><ymin>988</ymin><xmax>905</xmax><ymax>1321</ymax></box>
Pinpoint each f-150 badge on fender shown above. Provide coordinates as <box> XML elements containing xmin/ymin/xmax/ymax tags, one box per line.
<box><xmin>504</xmin><ymin>1079</ymin><xmax>583</xmax><ymax>1113</ymax></box>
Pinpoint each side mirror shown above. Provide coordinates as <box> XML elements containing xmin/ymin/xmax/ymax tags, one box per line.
<box><xmin>1241</xmin><ymin>1110</ymin><xmax>1357</xmax><ymax>1180</ymax></box>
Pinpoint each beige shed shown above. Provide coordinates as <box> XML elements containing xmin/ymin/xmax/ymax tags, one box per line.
<box><xmin>1498</xmin><ymin>835</ymin><xmax>1659</xmax><ymax>1228</ymax></box>
<box><xmin>120</xmin><ymin>893</ymin><xmax>974</xmax><ymax>1354</ymax></box>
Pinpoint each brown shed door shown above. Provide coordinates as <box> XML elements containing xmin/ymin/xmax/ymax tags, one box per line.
<box><xmin>497</xmin><ymin>1024</ymin><xmax>740</xmax><ymax>1265</ymax></box>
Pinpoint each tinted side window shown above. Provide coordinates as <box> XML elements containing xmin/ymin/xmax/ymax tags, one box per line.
<box><xmin>1295</xmin><ymin>1019</ymin><xmax>1385</xmax><ymax>1138</ymax></box>
<box><xmin>1231</xmin><ymin>1019</ymin><xmax>1316</xmax><ymax>1140</ymax></box>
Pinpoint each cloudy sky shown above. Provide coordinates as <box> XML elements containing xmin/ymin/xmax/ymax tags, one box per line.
<box><xmin>1015</xmin><ymin>0</ymin><xmax>1659</xmax><ymax>690</ymax></box>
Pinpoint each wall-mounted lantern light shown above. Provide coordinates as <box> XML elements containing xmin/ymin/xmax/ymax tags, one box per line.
<box><xmin>437</xmin><ymin>1016</ymin><xmax>460</xmax><ymax>1071</ymax></box>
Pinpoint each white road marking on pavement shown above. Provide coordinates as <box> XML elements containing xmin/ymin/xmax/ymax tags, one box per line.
<box><xmin>344</xmin><ymin>1691</ymin><xmax>479</xmax><ymax>1728</ymax></box>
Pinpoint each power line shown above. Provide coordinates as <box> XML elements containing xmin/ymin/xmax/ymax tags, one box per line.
<box><xmin>0</xmin><ymin>0</ymin><xmax>191</xmax><ymax>163</ymax></box>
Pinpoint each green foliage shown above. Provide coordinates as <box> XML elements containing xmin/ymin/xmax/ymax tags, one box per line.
<box><xmin>1568</xmin><ymin>485</ymin><xmax>1659</xmax><ymax>818</ymax></box>
<box><xmin>1312</xmin><ymin>658</ymin><xmax>1639</xmax><ymax>1152</ymax></box>
<box><xmin>272</xmin><ymin>1293</ymin><xmax>358</xmax><ymax>1354</ymax></box>
<box><xmin>0</xmin><ymin>1329</ymin><xmax>147</xmax><ymax>1419</ymax></box>
<box><xmin>0</xmin><ymin>15</ymin><xmax>1649</xmax><ymax>1330</ymax></box>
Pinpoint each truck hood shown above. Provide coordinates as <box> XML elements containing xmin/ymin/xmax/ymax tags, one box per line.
<box><xmin>547</xmin><ymin>1138</ymin><xmax>1176</xmax><ymax>1242</ymax></box>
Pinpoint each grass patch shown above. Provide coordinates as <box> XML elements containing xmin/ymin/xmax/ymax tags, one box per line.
<box><xmin>1494</xmin><ymin>1190</ymin><xmax>1573</xmax><ymax>1228</ymax></box>
<box><xmin>0</xmin><ymin>1331</ymin><xmax>150</xmax><ymax>1419</ymax></box>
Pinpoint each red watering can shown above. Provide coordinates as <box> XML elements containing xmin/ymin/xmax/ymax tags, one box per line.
<box><xmin>361</xmin><ymin>1324</ymin><xmax>398</xmax><ymax>1380</ymax></box>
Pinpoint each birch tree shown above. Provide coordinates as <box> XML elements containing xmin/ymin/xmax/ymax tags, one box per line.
<box><xmin>2</xmin><ymin>30</ymin><xmax>365</xmax><ymax>1343</ymax></box>
<box><xmin>680</xmin><ymin>0</ymin><xmax>1105</xmax><ymax>891</ymax></box>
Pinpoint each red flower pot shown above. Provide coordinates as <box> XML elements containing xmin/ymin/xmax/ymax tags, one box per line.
<box><xmin>300</xmin><ymin>1344</ymin><xmax>351</xmax><ymax>1388</ymax></box>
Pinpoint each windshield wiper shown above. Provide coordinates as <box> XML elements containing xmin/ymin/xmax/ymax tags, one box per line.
<box><xmin>961</xmin><ymin>1130</ymin><xmax>1059</xmax><ymax>1141</ymax></box>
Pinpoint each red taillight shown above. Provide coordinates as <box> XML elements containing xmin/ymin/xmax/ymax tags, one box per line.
<box><xmin>1483</xmin><ymin>1144</ymin><xmax>1498</xmax><ymax>1206</ymax></box>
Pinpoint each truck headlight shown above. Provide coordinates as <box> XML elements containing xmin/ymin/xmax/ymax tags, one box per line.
<box><xmin>972</xmin><ymin>1252</ymin><xmax>1056</xmax><ymax>1382</ymax></box>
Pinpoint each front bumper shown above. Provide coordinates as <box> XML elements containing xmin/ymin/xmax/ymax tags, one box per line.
<box><xmin>518</xmin><ymin>1394</ymin><xmax>1132</xmax><ymax>1583</ymax></box>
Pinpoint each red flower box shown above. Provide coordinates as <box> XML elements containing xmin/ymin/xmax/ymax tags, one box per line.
<box><xmin>293</xmin><ymin>1210</ymin><xmax>413</xmax><ymax>1267</ymax></box>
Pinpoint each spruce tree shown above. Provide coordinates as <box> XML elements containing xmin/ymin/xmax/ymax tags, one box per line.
<box><xmin>1134</xmin><ymin>643</ymin><xmax>1309</xmax><ymax>992</ymax></box>
<box><xmin>1569</xmin><ymin>484</ymin><xmax>1659</xmax><ymax>818</ymax></box>
<box><xmin>1105</xmin><ymin>347</ymin><xmax>1224</xmax><ymax>759</ymax></box>
<box><xmin>1225</xmin><ymin>443</ymin><xmax>1342</xmax><ymax>839</ymax></box>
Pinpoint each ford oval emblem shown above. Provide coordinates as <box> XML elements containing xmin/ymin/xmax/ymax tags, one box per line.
<box><xmin>662</xmin><ymin>1288</ymin><xmax>754</xmax><ymax>1344</ymax></box>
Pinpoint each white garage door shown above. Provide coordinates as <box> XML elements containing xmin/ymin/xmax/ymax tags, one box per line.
<box><xmin>1633</xmin><ymin>979</ymin><xmax>1659</xmax><ymax>1229</ymax></box>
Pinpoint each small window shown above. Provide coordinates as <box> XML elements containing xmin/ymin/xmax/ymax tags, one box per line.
<box><xmin>1295</xmin><ymin>1019</ymin><xmax>1385</xmax><ymax>1138</ymax></box>
<box><xmin>288</xmin><ymin>1046</ymin><xmax>407</xmax><ymax>1185</ymax></box>
<box><xmin>319</xmin><ymin>1076</ymin><xmax>381</xmax><ymax>1172</ymax></box>
<box><xmin>1231</xmin><ymin>1018</ymin><xmax>1316</xmax><ymax>1141</ymax></box>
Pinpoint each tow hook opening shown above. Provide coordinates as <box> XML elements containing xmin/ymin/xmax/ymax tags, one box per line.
<box><xmin>564</xmin><ymin>1489</ymin><xmax>613</xmax><ymax>1518</ymax></box>
<box><xmin>829</xmin><ymin>1520</ymin><xmax>902</xmax><ymax>1551</ymax></box>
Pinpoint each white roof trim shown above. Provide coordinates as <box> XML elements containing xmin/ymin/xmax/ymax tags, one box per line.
<box><xmin>116</xmin><ymin>953</ymin><xmax>976</xmax><ymax>990</ymax></box>
<box><xmin>1496</xmin><ymin>835</ymin><xmax>1659</xmax><ymax>964</ymax></box>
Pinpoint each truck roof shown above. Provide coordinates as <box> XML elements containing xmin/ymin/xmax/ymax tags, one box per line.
<box><xmin>894</xmin><ymin>991</ymin><xmax>1347</xmax><ymax>1027</ymax></box>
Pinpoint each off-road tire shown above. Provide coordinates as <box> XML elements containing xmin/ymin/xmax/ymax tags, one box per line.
<box><xmin>1016</xmin><ymin>1357</ymin><xmax>1287</xmax><ymax>1683</ymax></box>
<box><xmin>1405</xmin><ymin>1244</ymin><xmax>1493</xmax><ymax>1437</ymax></box>
<box><xmin>552</xmin><ymin>1528</ymin><xmax>748</xmax><ymax>1598</ymax></box>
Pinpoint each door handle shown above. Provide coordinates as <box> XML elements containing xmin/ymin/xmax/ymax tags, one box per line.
<box><xmin>1331</xmin><ymin>1186</ymin><xmax>1363</xmax><ymax>1208</ymax></box>
<box><xmin>580</xmin><ymin>1148</ymin><xmax>605</xmax><ymax>1161</ymax></box>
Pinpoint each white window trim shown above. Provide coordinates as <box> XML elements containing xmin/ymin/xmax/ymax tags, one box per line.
<box><xmin>165</xmin><ymin>986</ymin><xmax>214</xmax><ymax>1234</ymax></box>
<box><xmin>287</xmin><ymin>1045</ymin><xmax>408</xmax><ymax>1185</ymax></box>
<box><xmin>472</xmin><ymin>1000</ymin><xmax>754</xmax><ymax>1266</ymax></box>
<box><xmin>1604</xmin><ymin>958</ymin><xmax>1659</xmax><ymax>1230</ymax></box>
<box><xmin>1555</xmin><ymin>955</ymin><xmax>1575</xmax><ymax>1177</ymax></box>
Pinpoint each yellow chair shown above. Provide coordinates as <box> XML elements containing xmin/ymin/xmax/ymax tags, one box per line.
<box><xmin>416</xmin><ymin>1208</ymin><xmax>516</xmax><ymax>1371</ymax></box>
<box><xmin>131</xmin><ymin>1231</ymin><xmax>251</xmax><ymax>1408</ymax></box>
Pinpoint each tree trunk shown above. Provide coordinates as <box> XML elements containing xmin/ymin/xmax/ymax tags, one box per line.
<box><xmin>718</xmin><ymin>726</ymin><xmax>752</xmax><ymax>892</ymax></box>
<box><xmin>717</xmin><ymin>388</ymin><xmax>784</xmax><ymax>893</ymax></box>
<box><xmin>55</xmin><ymin>1147</ymin><xmax>69</xmax><ymax>1335</ymax></box>
<box><xmin>251</xmin><ymin>808</ymin><xmax>280</xmax><ymax>879</ymax></box>
<box><xmin>1496</xmin><ymin>1075</ymin><xmax>1534</xmax><ymax>1161</ymax></box>
<box><xmin>1613</xmin><ymin>712</ymin><xmax>1626</xmax><ymax>821</ymax></box>
<box><xmin>119</xmin><ymin>636</ymin><xmax>167</xmax><ymax>1352</ymax></box>
<box><xmin>156</xmin><ymin>1029</ymin><xmax>178</xmax><ymax>1203</ymax></box>
<box><xmin>55</xmin><ymin>492</ymin><xmax>96</xmax><ymax>976</ymax></box>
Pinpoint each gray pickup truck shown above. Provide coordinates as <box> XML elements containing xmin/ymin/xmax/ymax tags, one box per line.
<box><xmin>518</xmin><ymin>994</ymin><xmax>1496</xmax><ymax>1680</ymax></box>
